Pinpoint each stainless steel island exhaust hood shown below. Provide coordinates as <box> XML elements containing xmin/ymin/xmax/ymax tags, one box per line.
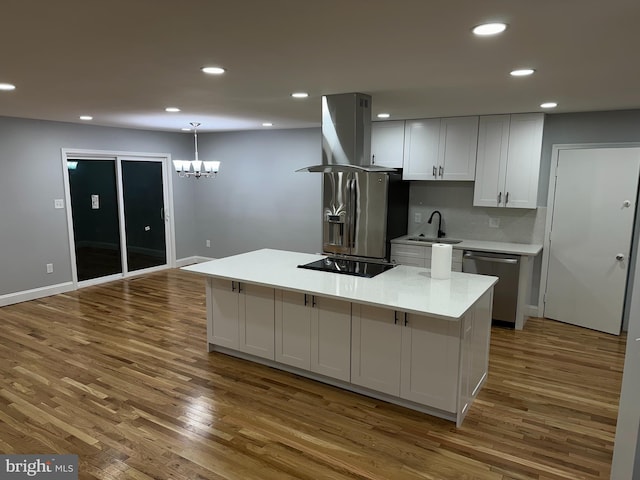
<box><xmin>296</xmin><ymin>93</ymin><xmax>396</xmax><ymax>173</ymax></box>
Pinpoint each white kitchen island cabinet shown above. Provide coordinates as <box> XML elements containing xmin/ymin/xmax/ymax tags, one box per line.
<box><xmin>208</xmin><ymin>278</ymin><xmax>275</xmax><ymax>359</ymax></box>
<box><xmin>185</xmin><ymin>249</ymin><xmax>497</xmax><ymax>427</ymax></box>
<box><xmin>275</xmin><ymin>290</ymin><xmax>351</xmax><ymax>381</ymax></box>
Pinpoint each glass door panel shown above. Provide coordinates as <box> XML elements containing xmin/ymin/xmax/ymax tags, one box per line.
<box><xmin>121</xmin><ymin>160</ymin><xmax>167</xmax><ymax>272</ymax></box>
<box><xmin>68</xmin><ymin>159</ymin><xmax>123</xmax><ymax>281</ymax></box>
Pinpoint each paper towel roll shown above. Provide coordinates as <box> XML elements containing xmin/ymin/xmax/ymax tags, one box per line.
<box><xmin>431</xmin><ymin>243</ymin><xmax>452</xmax><ymax>279</ymax></box>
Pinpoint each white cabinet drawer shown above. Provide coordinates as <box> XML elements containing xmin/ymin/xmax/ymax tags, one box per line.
<box><xmin>391</xmin><ymin>244</ymin><xmax>425</xmax><ymax>259</ymax></box>
<box><xmin>425</xmin><ymin>248</ymin><xmax>462</xmax><ymax>262</ymax></box>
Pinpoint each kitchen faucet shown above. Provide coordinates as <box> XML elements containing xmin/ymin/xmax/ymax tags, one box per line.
<box><xmin>428</xmin><ymin>210</ymin><xmax>445</xmax><ymax>238</ymax></box>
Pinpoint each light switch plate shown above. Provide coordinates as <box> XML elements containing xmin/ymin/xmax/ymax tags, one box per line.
<box><xmin>414</xmin><ymin>213</ymin><xmax>422</xmax><ymax>223</ymax></box>
<box><xmin>91</xmin><ymin>194</ymin><xmax>100</xmax><ymax>209</ymax></box>
<box><xmin>54</xmin><ymin>199</ymin><xmax>64</xmax><ymax>209</ymax></box>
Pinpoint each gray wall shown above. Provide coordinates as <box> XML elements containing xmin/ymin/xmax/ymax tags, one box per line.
<box><xmin>192</xmin><ymin>128</ymin><xmax>322</xmax><ymax>258</ymax></box>
<box><xmin>0</xmin><ymin>116</ymin><xmax>196</xmax><ymax>296</ymax></box>
<box><xmin>539</xmin><ymin>109</ymin><xmax>640</xmax><ymax>205</ymax></box>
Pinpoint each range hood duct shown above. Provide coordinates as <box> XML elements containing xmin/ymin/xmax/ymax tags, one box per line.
<box><xmin>297</xmin><ymin>93</ymin><xmax>396</xmax><ymax>173</ymax></box>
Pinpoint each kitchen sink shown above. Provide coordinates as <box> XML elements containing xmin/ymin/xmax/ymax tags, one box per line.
<box><xmin>408</xmin><ymin>236</ymin><xmax>462</xmax><ymax>245</ymax></box>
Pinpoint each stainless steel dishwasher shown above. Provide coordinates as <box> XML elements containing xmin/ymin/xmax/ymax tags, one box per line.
<box><xmin>462</xmin><ymin>250</ymin><xmax>519</xmax><ymax>326</ymax></box>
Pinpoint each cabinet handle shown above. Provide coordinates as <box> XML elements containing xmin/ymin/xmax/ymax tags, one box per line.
<box><xmin>304</xmin><ymin>294</ymin><xmax>308</xmax><ymax>306</ymax></box>
<box><xmin>231</xmin><ymin>281</ymin><xmax>236</xmax><ymax>292</ymax></box>
<box><xmin>372</xmin><ymin>154</ymin><xmax>375</xmax><ymax>164</ymax></box>
<box><xmin>404</xmin><ymin>312</ymin><xmax>408</xmax><ymax>326</ymax></box>
<box><xmin>498</xmin><ymin>192</ymin><xmax>502</xmax><ymax>205</ymax></box>
<box><xmin>394</xmin><ymin>311</ymin><xmax>398</xmax><ymax>325</ymax></box>
<box><xmin>237</xmin><ymin>282</ymin><xmax>243</xmax><ymax>293</ymax></box>
<box><xmin>432</xmin><ymin>165</ymin><xmax>437</xmax><ymax>177</ymax></box>
<box><xmin>439</xmin><ymin>165</ymin><xmax>443</xmax><ymax>177</ymax></box>
<box><xmin>312</xmin><ymin>295</ymin><xmax>317</xmax><ymax>307</ymax></box>
<box><xmin>505</xmin><ymin>192</ymin><xmax>509</xmax><ymax>205</ymax></box>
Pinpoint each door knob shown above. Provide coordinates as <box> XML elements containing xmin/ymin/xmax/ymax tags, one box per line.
<box><xmin>623</xmin><ymin>200</ymin><xmax>632</xmax><ymax>208</ymax></box>
<box><xmin>616</xmin><ymin>254</ymin><xmax>625</xmax><ymax>261</ymax></box>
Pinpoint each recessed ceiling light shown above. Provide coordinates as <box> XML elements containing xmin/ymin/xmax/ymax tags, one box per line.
<box><xmin>181</xmin><ymin>127</ymin><xmax>191</xmax><ymax>131</ymax></box>
<box><xmin>165</xmin><ymin>107</ymin><xmax>181</xmax><ymax>112</ymax></box>
<box><xmin>472</xmin><ymin>23</ymin><xmax>507</xmax><ymax>36</ymax></box>
<box><xmin>0</xmin><ymin>83</ymin><xmax>16</xmax><ymax>91</ymax></box>
<box><xmin>510</xmin><ymin>68</ymin><xmax>535</xmax><ymax>77</ymax></box>
<box><xmin>79</xmin><ymin>115</ymin><xmax>93</xmax><ymax>121</ymax></box>
<box><xmin>262</xmin><ymin>122</ymin><xmax>273</xmax><ymax>127</ymax></box>
<box><xmin>201</xmin><ymin>66</ymin><xmax>226</xmax><ymax>75</ymax></box>
<box><xmin>291</xmin><ymin>92</ymin><xmax>309</xmax><ymax>99</ymax></box>
<box><xmin>377</xmin><ymin>113</ymin><xmax>391</xmax><ymax>119</ymax></box>
<box><xmin>540</xmin><ymin>102</ymin><xmax>558</xmax><ymax>109</ymax></box>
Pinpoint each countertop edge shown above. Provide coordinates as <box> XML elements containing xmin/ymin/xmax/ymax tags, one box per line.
<box><xmin>391</xmin><ymin>236</ymin><xmax>543</xmax><ymax>256</ymax></box>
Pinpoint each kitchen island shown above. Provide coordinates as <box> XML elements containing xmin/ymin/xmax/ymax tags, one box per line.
<box><xmin>183</xmin><ymin>249</ymin><xmax>497</xmax><ymax>426</ymax></box>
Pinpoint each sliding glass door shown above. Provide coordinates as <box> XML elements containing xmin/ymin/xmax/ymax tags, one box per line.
<box><xmin>65</xmin><ymin>153</ymin><xmax>171</xmax><ymax>285</ymax></box>
<box><xmin>121</xmin><ymin>160</ymin><xmax>167</xmax><ymax>272</ymax></box>
<box><xmin>68</xmin><ymin>159</ymin><xmax>123</xmax><ymax>281</ymax></box>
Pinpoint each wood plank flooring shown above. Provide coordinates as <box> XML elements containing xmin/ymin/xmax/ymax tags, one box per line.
<box><xmin>0</xmin><ymin>269</ymin><xmax>626</xmax><ymax>479</ymax></box>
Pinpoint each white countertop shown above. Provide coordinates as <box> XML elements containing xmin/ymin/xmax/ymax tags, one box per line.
<box><xmin>182</xmin><ymin>249</ymin><xmax>497</xmax><ymax>320</ymax></box>
<box><xmin>391</xmin><ymin>235</ymin><xmax>543</xmax><ymax>256</ymax></box>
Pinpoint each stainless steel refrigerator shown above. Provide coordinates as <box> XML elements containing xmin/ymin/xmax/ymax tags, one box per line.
<box><xmin>322</xmin><ymin>170</ymin><xmax>408</xmax><ymax>261</ymax></box>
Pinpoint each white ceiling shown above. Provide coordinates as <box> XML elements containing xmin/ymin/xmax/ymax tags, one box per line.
<box><xmin>1</xmin><ymin>0</ymin><xmax>639</xmax><ymax>132</ymax></box>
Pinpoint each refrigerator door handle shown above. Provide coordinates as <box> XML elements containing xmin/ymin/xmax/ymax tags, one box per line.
<box><xmin>348</xmin><ymin>178</ymin><xmax>357</xmax><ymax>249</ymax></box>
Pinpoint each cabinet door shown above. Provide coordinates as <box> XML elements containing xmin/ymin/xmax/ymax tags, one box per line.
<box><xmin>371</xmin><ymin>121</ymin><xmax>405</xmax><ymax>168</ymax></box>
<box><xmin>400</xmin><ymin>314</ymin><xmax>460</xmax><ymax>412</ymax></box>
<box><xmin>438</xmin><ymin>116</ymin><xmax>479</xmax><ymax>181</ymax></box>
<box><xmin>402</xmin><ymin>119</ymin><xmax>441</xmax><ymax>180</ymax></box>
<box><xmin>209</xmin><ymin>278</ymin><xmax>239</xmax><ymax>349</ymax></box>
<box><xmin>275</xmin><ymin>290</ymin><xmax>311</xmax><ymax>369</ymax></box>
<box><xmin>238</xmin><ymin>283</ymin><xmax>275</xmax><ymax>360</ymax></box>
<box><xmin>473</xmin><ymin>115</ymin><xmax>510</xmax><ymax>207</ymax></box>
<box><xmin>351</xmin><ymin>304</ymin><xmax>402</xmax><ymax>396</ymax></box>
<box><xmin>504</xmin><ymin>113</ymin><xmax>544</xmax><ymax>209</ymax></box>
<box><xmin>310</xmin><ymin>296</ymin><xmax>351</xmax><ymax>381</ymax></box>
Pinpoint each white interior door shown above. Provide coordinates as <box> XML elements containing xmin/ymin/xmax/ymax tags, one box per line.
<box><xmin>544</xmin><ymin>147</ymin><xmax>640</xmax><ymax>334</ymax></box>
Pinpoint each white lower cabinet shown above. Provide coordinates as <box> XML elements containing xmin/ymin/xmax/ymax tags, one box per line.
<box><xmin>310</xmin><ymin>296</ymin><xmax>351</xmax><ymax>381</ymax></box>
<box><xmin>275</xmin><ymin>291</ymin><xmax>351</xmax><ymax>381</ymax></box>
<box><xmin>391</xmin><ymin>243</ymin><xmax>463</xmax><ymax>272</ymax></box>
<box><xmin>275</xmin><ymin>290</ymin><xmax>312</xmax><ymax>369</ymax></box>
<box><xmin>351</xmin><ymin>304</ymin><xmax>403</xmax><ymax>396</ymax></box>
<box><xmin>208</xmin><ymin>278</ymin><xmax>275</xmax><ymax>360</ymax></box>
<box><xmin>352</xmin><ymin>304</ymin><xmax>461</xmax><ymax>413</ymax></box>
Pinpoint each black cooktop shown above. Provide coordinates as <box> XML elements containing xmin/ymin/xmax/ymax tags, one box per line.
<box><xmin>297</xmin><ymin>257</ymin><xmax>395</xmax><ymax>278</ymax></box>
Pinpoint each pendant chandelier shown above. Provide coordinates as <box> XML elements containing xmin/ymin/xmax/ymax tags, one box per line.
<box><xmin>172</xmin><ymin>122</ymin><xmax>220</xmax><ymax>178</ymax></box>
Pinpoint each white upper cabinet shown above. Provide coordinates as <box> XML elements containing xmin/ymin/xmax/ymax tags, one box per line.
<box><xmin>402</xmin><ymin>119</ymin><xmax>440</xmax><ymax>179</ymax></box>
<box><xmin>403</xmin><ymin>116</ymin><xmax>479</xmax><ymax>181</ymax></box>
<box><xmin>474</xmin><ymin>113</ymin><xmax>544</xmax><ymax>209</ymax></box>
<box><xmin>371</xmin><ymin>121</ymin><xmax>405</xmax><ymax>168</ymax></box>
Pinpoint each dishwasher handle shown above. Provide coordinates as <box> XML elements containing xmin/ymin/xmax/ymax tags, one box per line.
<box><xmin>463</xmin><ymin>252</ymin><xmax>519</xmax><ymax>264</ymax></box>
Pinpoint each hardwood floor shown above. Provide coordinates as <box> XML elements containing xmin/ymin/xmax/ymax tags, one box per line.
<box><xmin>0</xmin><ymin>269</ymin><xmax>626</xmax><ymax>479</ymax></box>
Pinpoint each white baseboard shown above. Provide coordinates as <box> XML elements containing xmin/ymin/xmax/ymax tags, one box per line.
<box><xmin>176</xmin><ymin>256</ymin><xmax>216</xmax><ymax>267</ymax></box>
<box><xmin>526</xmin><ymin>304</ymin><xmax>540</xmax><ymax>319</ymax></box>
<box><xmin>0</xmin><ymin>282</ymin><xmax>75</xmax><ymax>307</ymax></box>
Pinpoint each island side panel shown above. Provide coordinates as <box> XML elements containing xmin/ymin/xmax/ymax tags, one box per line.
<box><xmin>456</xmin><ymin>288</ymin><xmax>493</xmax><ymax>426</ymax></box>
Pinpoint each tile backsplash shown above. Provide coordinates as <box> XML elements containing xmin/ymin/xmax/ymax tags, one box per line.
<box><xmin>408</xmin><ymin>181</ymin><xmax>546</xmax><ymax>244</ymax></box>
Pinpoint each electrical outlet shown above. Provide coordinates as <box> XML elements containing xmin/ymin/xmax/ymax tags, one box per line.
<box><xmin>206</xmin><ymin>240</ymin><xmax>211</xmax><ymax>248</ymax></box>
<box><xmin>46</xmin><ymin>263</ymin><xmax>53</xmax><ymax>274</ymax></box>
<box><xmin>54</xmin><ymin>199</ymin><xmax>64</xmax><ymax>209</ymax></box>
<box><xmin>414</xmin><ymin>212</ymin><xmax>422</xmax><ymax>223</ymax></box>
<box><xmin>489</xmin><ymin>218</ymin><xmax>500</xmax><ymax>228</ymax></box>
